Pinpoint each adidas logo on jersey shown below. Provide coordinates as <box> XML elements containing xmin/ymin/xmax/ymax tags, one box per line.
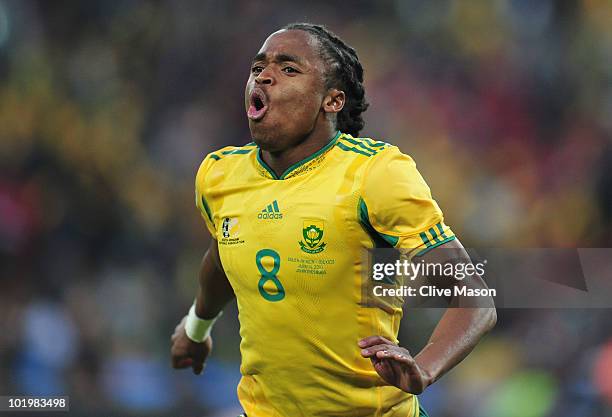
<box><xmin>258</xmin><ymin>200</ymin><xmax>283</xmax><ymax>219</ymax></box>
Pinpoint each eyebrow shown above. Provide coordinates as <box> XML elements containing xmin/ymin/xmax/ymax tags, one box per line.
<box><xmin>252</xmin><ymin>52</ymin><xmax>304</xmax><ymax>66</ymax></box>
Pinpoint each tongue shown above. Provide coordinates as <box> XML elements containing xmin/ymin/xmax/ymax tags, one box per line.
<box><xmin>248</xmin><ymin>104</ymin><xmax>267</xmax><ymax>120</ymax></box>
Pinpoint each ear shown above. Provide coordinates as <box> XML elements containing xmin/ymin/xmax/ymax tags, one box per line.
<box><xmin>322</xmin><ymin>89</ymin><xmax>345</xmax><ymax>114</ymax></box>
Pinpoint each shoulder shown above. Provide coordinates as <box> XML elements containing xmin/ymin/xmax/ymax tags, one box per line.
<box><xmin>196</xmin><ymin>142</ymin><xmax>258</xmax><ymax>184</ymax></box>
<box><xmin>334</xmin><ymin>133</ymin><xmax>420</xmax><ymax>178</ymax></box>
<box><xmin>334</xmin><ymin>133</ymin><xmax>393</xmax><ymax>159</ymax></box>
<box><xmin>200</xmin><ymin>142</ymin><xmax>258</xmax><ymax>165</ymax></box>
<box><xmin>354</xmin><ymin>139</ymin><xmax>431</xmax><ymax>200</ymax></box>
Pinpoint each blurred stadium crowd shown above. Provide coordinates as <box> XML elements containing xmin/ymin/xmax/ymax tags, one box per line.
<box><xmin>0</xmin><ymin>1</ymin><xmax>611</xmax><ymax>416</ymax></box>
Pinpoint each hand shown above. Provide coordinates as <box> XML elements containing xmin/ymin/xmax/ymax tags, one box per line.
<box><xmin>359</xmin><ymin>335</ymin><xmax>431</xmax><ymax>394</ymax></box>
<box><xmin>171</xmin><ymin>316</ymin><xmax>213</xmax><ymax>375</ymax></box>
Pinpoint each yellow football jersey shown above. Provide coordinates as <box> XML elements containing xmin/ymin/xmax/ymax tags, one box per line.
<box><xmin>195</xmin><ymin>131</ymin><xmax>454</xmax><ymax>417</ymax></box>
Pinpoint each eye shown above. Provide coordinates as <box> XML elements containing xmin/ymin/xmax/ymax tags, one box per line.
<box><xmin>282</xmin><ymin>66</ymin><xmax>299</xmax><ymax>74</ymax></box>
<box><xmin>251</xmin><ymin>65</ymin><xmax>264</xmax><ymax>75</ymax></box>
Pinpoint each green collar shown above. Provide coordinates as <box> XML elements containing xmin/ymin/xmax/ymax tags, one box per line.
<box><xmin>256</xmin><ymin>131</ymin><xmax>342</xmax><ymax>180</ymax></box>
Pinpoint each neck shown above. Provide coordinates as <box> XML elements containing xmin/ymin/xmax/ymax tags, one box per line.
<box><xmin>261</xmin><ymin>125</ymin><xmax>337</xmax><ymax>178</ymax></box>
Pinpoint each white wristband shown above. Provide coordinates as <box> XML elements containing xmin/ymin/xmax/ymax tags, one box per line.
<box><xmin>185</xmin><ymin>303</ymin><xmax>221</xmax><ymax>343</ymax></box>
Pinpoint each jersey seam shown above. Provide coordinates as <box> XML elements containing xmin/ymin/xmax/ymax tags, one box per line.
<box><xmin>368</xmin><ymin>216</ymin><xmax>448</xmax><ymax>239</ymax></box>
<box><xmin>357</xmin><ymin>146</ymin><xmax>400</xmax><ymax>247</ymax></box>
<box><xmin>370</xmin><ymin>216</ymin><xmax>454</xmax><ymax>245</ymax></box>
<box><xmin>358</xmin><ymin>198</ymin><xmax>400</xmax><ymax>248</ymax></box>
<box><xmin>196</xmin><ymin>155</ymin><xmax>218</xmax><ymax>236</ymax></box>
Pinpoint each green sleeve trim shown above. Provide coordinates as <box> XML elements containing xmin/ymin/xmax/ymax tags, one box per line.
<box><xmin>428</xmin><ymin>225</ymin><xmax>441</xmax><ymax>242</ymax></box>
<box><xmin>414</xmin><ymin>235</ymin><xmax>456</xmax><ymax>257</ymax></box>
<box><xmin>420</xmin><ymin>231</ymin><xmax>433</xmax><ymax>247</ymax></box>
<box><xmin>200</xmin><ymin>195</ymin><xmax>213</xmax><ymax>224</ymax></box>
<box><xmin>358</xmin><ymin>198</ymin><xmax>399</xmax><ymax>248</ymax></box>
<box><xmin>436</xmin><ymin>222</ymin><xmax>448</xmax><ymax>238</ymax></box>
<box><xmin>420</xmin><ymin>222</ymin><xmax>449</xmax><ymax>246</ymax></box>
<box><xmin>210</xmin><ymin>154</ymin><xmax>221</xmax><ymax>160</ymax></box>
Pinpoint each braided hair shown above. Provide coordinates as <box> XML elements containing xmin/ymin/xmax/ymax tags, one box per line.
<box><xmin>283</xmin><ymin>23</ymin><xmax>369</xmax><ymax>137</ymax></box>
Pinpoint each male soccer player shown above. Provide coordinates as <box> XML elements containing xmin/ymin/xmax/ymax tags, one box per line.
<box><xmin>171</xmin><ymin>23</ymin><xmax>496</xmax><ymax>417</ymax></box>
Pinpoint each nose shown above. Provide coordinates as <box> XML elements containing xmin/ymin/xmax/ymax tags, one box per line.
<box><xmin>255</xmin><ymin>68</ymin><xmax>273</xmax><ymax>85</ymax></box>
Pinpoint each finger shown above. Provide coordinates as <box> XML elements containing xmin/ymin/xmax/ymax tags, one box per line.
<box><xmin>377</xmin><ymin>345</ymin><xmax>413</xmax><ymax>361</ymax></box>
<box><xmin>177</xmin><ymin>358</ymin><xmax>193</xmax><ymax>368</ymax></box>
<box><xmin>190</xmin><ymin>349</ymin><xmax>205</xmax><ymax>375</ymax></box>
<box><xmin>361</xmin><ymin>343</ymin><xmax>393</xmax><ymax>358</ymax></box>
<box><xmin>388</xmin><ymin>350</ymin><xmax>416</xmax><ymax>366</ymax></box>
<box><xmin>174</xmin><ymin>317</ymin><xmax>186</xmax><ymax>333</ymax></box>
<box><xmin>192</xmin><ymin>359</ymin><xmax>205</xmax><ymax>375</ymax></box>
<box><xmin>386</xmin><ymin>345</ymin><xmax>412</xmax><ymax>356</ymax></box>
<box><xmin>373</xmin><ymin>357</ymin><xmax>394</xmax><ymax>376</ymax></box>
<box><xmin>171</xmin><ymin>327</ymin><xmax>184</xmax><ymax>341</ymax></box>
<box><xmin>358</xmin><ymin>335</ymin><xmax>395</xmax><ymax>348</ymax></box>
<box><xmin>172</xmin><ymin>355</ymin><xmax>192</xmax><ymax>369</ymax></box>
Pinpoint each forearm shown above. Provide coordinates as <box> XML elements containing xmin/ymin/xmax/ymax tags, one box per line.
<box><xmin>413</xmin><ymin>237</ymin><xmax>497</xmax><ymax>385</ymax></box>
<box><xmin>414</xmin><ymin>306</ymin><xmax>496</xmax><ymax>385</ymax></box>
<box><xmin>194</xmin><ymin>240</ymin><xmax>235</xmax><ymax>319</ymax></box>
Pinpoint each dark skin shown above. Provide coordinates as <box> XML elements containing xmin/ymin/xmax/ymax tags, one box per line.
<box><xmin>245</xmin><ymin>29</ymin><xmax>345</xmax><ymax>177</ymax></box>
<box><xmin>171</xmin><ymin>29</ymin><xmax>497</xmax><ymax>392</ymax></box>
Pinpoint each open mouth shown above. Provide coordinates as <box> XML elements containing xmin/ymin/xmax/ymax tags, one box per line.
<box><xmin>248</xmin><ymin>89</ymin><xmax>269</xmax><ymax>121</ymax></box>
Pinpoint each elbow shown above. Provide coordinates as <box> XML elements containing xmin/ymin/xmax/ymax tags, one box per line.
<box><xmin>485</xmin><ymin>307</ymin><xmax>497</xmax><ymax>333</ymax></box>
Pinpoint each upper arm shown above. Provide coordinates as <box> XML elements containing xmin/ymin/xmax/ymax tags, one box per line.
<box><xmin>419</xmin><ymin>237</ymin><xmax>495</xmax><ymax>308</ymax></box>
<box><xmin>208</xmin><ymin>237</ymin><xmax>223</xmax><ymax>273</ymax></box>
<box><xmin>196</xmin><ymin>238</ymin><xmax>234</xmax><ymax>317</ymax></box>
<box><xmin>194</xmin><ymin>153</ymin><xmax>235</xmax><ymax>315</ymax></box>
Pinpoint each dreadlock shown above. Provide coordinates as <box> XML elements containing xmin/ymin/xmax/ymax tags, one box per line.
<box><xmin>283</xmin><ymin>23</ymin><xmax>369</xmax><ymax>137</ymax></box>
